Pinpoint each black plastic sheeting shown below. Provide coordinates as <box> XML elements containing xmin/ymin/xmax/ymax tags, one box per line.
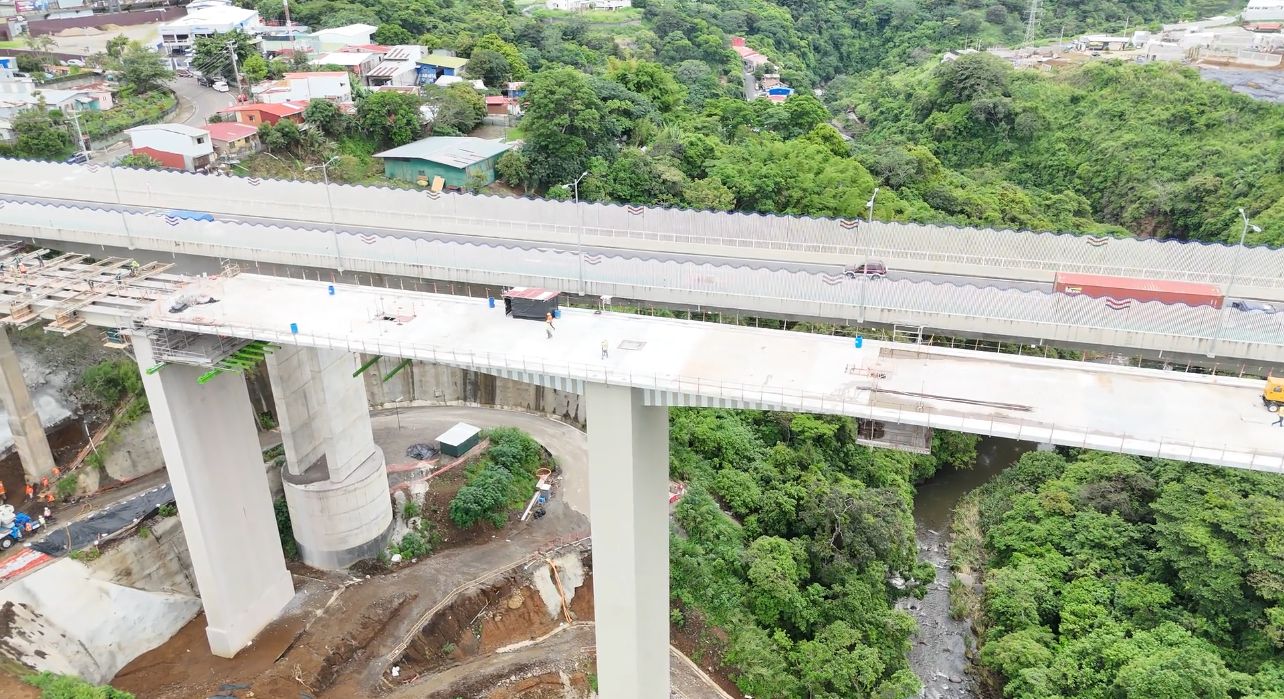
<box><xmin>406</xmin><ymin>443</ymin><xmax>436</xmax><ymax>460</ymax></box>
<box><xmin>32</xmin><ymin>483</ymin><xmax>174</xmax><ymax>556</ymax></box>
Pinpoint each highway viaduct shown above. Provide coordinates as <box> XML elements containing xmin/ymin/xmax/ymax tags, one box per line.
<box><xmin>3</xmin><ymin>162</ymin><xmax>1284</xmax><ymax>366</ymax></box>
<box><xmin>0</xmin><ymin>242</ymin><xmax>1282</xmax><ymax>697</ymax></box>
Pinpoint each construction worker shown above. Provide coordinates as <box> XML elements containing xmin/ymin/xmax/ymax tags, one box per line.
<box><xmin>601</xmin><ymin>339</ymin><xmax>609</xmax><ymax>359</ymax></box>
<box><xmin>24</xmin><ymin>484</ymin><xmax>33</xmax><ymax>501</ymax></box>
<box><xmin>51</xmin><ymin>466</ymin><xmax>60</xmax><ymax>478</ymax></box>
<box><xmin>43</xmin><ymin>493</ymin><xmax>53</xmax><ymax>503</ymax></box>
<box><xmin>0</xmin><ymin>480</ymin><xmax>6</xmax><ymax>502</ymax></box>
<box><xmin>40</xmin><ymin>476</ymin><xmax>48</xmax><ymax>492</ymax></box>
<box><xmin>129</xmin><ymin>260</ymin><xmax>141</xmax><ymax>276</ymax></box>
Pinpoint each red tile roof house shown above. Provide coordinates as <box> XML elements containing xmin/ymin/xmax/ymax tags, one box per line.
<box><xmin>204</xmin><ymin>121</ymin><xmax>261</xmax><ymax>156</ymax></box>
<box><xmin>125</xmin><ymin>124</ymin><xmax>214</xmax><ymax>172</ymax></box>
<box><xmin>218</xmin><ymin>100</ymin><xmax>308</xmax><ymax>126</ymax></box>
<box><xmin>485</xmin><ymin>95</ymin><xmax>517</xmax><ymax>116</ymax></box>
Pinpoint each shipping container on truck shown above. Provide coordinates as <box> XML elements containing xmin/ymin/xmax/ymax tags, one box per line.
<box><xmin>1053</xmin><ymin>272</ymin><xmax>1224</xmax><ymax>309</ymax></box>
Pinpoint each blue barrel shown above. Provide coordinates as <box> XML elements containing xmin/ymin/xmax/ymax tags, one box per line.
<box><xmin>488</xmin><ymin>296</ymin><xmax>495</xmax><ymax>309</ymax></box>
<box><xmin>328</xmin><ymin>284</ymin><xmax>335</xmax><ymax>295</ymax></box>
<box><xmin>290</xmin><ymin>323</ymin><xmax>299</xmax><ymax>334</ymax></box>
<box><xmin>854</xmin><ymin>335</ymin><xmax>863</xmax><ymax>348</ymax></box>
<box><xmin>553</xmin><ymin>308</ymin><xmax>561</xmax><ymax>319</ymax></box>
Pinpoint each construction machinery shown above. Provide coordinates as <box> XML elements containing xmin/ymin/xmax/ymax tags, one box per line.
<box><xmin>0</xmin><ymin>504</ymin><xmax>39</xmax><ymax>550</ymax></box>
<box><xmin>1264</xmin><ymin>377</ymin><xmax>1284</xmax><ymax>413</ymax></box>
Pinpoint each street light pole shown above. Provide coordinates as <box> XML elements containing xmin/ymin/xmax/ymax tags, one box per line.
<box><xmin>1208</xmin><ymin>208</ymin><xmax>1261</xmax><ymax>358</ymax></box>
<box><xmin>306</xmin><ymin>155</ymin><xmax>341</xmax><ymax>271</ymax></box>
<box><xmin>568</xmin><ymin>170</ymin><xmax>589</xmax><ymax>294</ymax></box>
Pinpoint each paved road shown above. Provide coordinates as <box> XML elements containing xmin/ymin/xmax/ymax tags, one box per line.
<box><xmin>371</xmin><ymin>405</ymin><xmax>589</xmax><ymax>516</ymax></box>
<box><xmin>0</xmin><ymin>193</ymin><xmax>1054</xmax><ymax>295</ymax></box>
<box><xmin>90</xmin><ymin>78</ymin><xmax>235</xmax><ymax>164</ymax></box>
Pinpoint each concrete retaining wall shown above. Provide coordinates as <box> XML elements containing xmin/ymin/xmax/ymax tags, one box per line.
<box><xmin>28</xmin><ymin>8</ymin><xmax>185</xmax><ymax>36</ymax></box>
<box><xmin>361</xmin><ymin>357</ymin><xmax>584</xmax><ymax>426</ymax></box>
<box><xmin>0</xmin><ymin>554</ymin><xmax>200</xmax><ymax>683</ymax></box>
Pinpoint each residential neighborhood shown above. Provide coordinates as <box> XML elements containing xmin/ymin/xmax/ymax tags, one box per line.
<box><xmin>0</xmin><ymin>0</ymin><xmax>522</xmax><ymax>189</ymax></box>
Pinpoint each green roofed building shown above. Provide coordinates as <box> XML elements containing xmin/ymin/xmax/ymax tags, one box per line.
<box><xmin>372</xmin><ymin>137</ymin><xmax>514</xmax><ymax>189</ymax></box>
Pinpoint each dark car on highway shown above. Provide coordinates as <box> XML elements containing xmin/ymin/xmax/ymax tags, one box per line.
<box><xmin>844</xmin><ymin>260</ymin><xmax>888</xmax><ymax>278</ymax></box>
<box><xmin>1231</xmin><ymin>299</ymin><xmax>1277</xmax><ymax>313</ymax></box>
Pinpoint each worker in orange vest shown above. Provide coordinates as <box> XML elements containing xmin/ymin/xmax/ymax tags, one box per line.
<box><xmin>43</xmin><ymin>493</ymin><xmax>54</xmax><ymax>503</ymax></box>
<box><xmin>0</xmin><ymin>480</ymin><xmax>6</xmax><ymax>502</ymax></box>
<box><xmin>40</xmin><ymin>476</ymin><xmax>48</xmax><ymax>491</ymax></box>
<box><xmin>51</xmin><ymin>466</ymin><xmax>60</xmax><ymax>478</ymax></box>
<box><xmin>24</xmin><ymin>484</ymin><xmax>33</xmax><ymax>500</ymax></box>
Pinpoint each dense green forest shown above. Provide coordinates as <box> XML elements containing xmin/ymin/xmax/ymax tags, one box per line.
<box><xmin>839</xmin><ymin>53</ymin><xmax>1284</xmax><ymax>243</ymax></box>
<box><xmin>957</xmin><ymin>450</ymin><xmax>1284</xmax><ymax>698</ymax></box>
<box><xmin>668</xmin><ymin>409</ymin><xmax>978</xmax><ymax>697</ymax></box>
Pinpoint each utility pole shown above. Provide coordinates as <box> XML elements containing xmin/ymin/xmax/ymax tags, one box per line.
<box><xmin>1024</xmin><ymin>0</ymin><xmax>1041</xmax><ymax>45</ymax></box>
<box><xmin>227</xmin><ymin>40</ymin><xmax>244</xmax><ymax>98</ymax></box>
<box><xmin>283</xmin><ymin>0</ymin><xmax>296</xmax><ymax>54</ymax></box>
<box><xmin>68</xmin><ymin>109</ymin><xmax>88</xmax><ymax>159</ymax></box>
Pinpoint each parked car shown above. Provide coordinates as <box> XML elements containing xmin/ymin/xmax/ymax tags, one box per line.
<box><xmin>65</xmin><ymin>59</ymin><xmax>85</xmax><ymax>67</ymax></box>
<box><xmin>176</xmin><ymin>68</ymin><xmax>194</xmax><ymax>78</ymax></box>
<box><xmin>196</xmin><ymin>74</ymin><xmax>213</xmax><ymax>87</ymax></box>
<box><xmin>844</xmin><ymin>260</ymin><xmax>888</xmax><ymax>278</ymax></box>
<box><xmin>64</xmin><ymin>152</ymin><xmax>90</xmax><ymax>165</ymax></box>
<box><xmin>212</xmin><ymin>81</ymin><xmax>230</xmax><ymax>92</ymax></box>
<box><xmin>1231</xmin><ymin>299</ymin><xmax>1277</xmax><ymax>314</ymax></box>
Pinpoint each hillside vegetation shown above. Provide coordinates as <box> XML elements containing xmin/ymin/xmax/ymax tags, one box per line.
<box><xmin>961</xmin><ymin>450</ymin><xmax>1284</xmax><ymax>698</ymax></box>
<box><xmin>669</xmin><ymin>409</ymin><xmax>977</xmax><ymax>697</ymax></box>
<box><xmin>840</xmin><ymin>54</ymin><xmax>1284</xmax><ymax>244</ymax></box>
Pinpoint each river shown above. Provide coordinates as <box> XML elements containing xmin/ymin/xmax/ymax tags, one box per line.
<box><xmin>899</xmin><ymin>437</ymin><xmax>1035</xmax><ymax>699</ymax></box>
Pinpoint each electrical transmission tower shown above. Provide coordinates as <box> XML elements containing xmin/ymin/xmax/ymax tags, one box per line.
<box><xmin>1024</xmin><ymin>0</ymin><xmax>1040</xmax><ymax>45</ymax></box>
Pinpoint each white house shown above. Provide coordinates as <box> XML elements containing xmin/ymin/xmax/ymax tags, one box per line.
<box><xmin>253</xmin><ymin>71</ymin><xmax>351</xmax><ymax>103</ymax></box>
<box><xmin>1143</xmin><ymin>41</ymin><xmax>1186</xmax><ymax>62</ymax></box>
<box><xmin>309</xmin><ymin>50</ymin><xmax>380</xmax><ymax>76</ymax></box>
<box><xmin>158</xmin><ymin>4</ymin><xmax>262</xmax><ymax>69</ymax></box>
<box><xmin>1244</xmin><ymin>0</ymin><xmax>1284</xmax><ymax>21</ymax></box>
<box><xmin>308</xmin><ymin>23</ymin><xmax>377</xmax><ymax>52</ymax></box>
<box><xmin>126</xmin><ymin>124</ymin><xmax>214</xmax><ymax>172</ymax></box>
<box><xmin>363</xmin><ymin>44</ymin><xmax>422</xmax><ymax>87</ymax></box>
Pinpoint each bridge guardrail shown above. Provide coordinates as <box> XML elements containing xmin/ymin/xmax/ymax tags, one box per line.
<box><xmin>4</xmin><ymin>200</ymin><xmax>1283</xmax><ymax>362</ymax></box>
<box><xmin>2</xmin><ymin>161</ymin><xmax>1283</xmax><ymax>291</ymax></box>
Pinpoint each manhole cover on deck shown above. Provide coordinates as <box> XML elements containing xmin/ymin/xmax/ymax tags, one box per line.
<box><xmin>619</xmin><ymin>340</ymin><xmax>647</xmax><ymax>351</ymax></box>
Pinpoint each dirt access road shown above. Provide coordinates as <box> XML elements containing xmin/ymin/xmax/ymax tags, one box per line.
<box><xmin>116</xmin><ymin>406</ymin><xmax>729</xmax><ymax>698</ymax></box>
<box><xmin>115</xmin><ymin>406</ymin><xmax>592</xmax><ymax>699</ymax></box>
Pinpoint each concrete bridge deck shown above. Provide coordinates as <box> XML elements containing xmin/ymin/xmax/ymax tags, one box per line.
<box><xmin>147</xmin><ymin>273</ymin><xmax>1284</xmax><ymax>473</ymax></box>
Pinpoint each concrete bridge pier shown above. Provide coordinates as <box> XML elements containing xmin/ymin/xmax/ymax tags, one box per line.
<box><xmin>585</xmin><ymin>383</ymin><xmax>670</xmax><ymax>699</ymax></box>
<box><xmin>267</xmin><ymin>346</ymin><xmax>393</xmax><ymax>569</ymax></box>
<box><xmin>0</xmin><ymin>327</ymin><xmax>56</xmax><ymax>484</ymax></box>
<box><xmin>133</xmin><ymin>334</ymin><xmax>294</xmax><ymax>658</ymax></box>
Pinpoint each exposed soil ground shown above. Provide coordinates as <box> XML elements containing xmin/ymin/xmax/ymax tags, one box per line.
<box><xmin>669</xmin><ymin>606</ymin><xmax>743</xmax><ymax>698</ymax></box>
<box><xmin>417</xmin><ymin>460</ymin><xmax>511</xmax><ymax>553</ymax></box>
<box><xmin>395</xmin><ymin>560</ymin><xmax>595</xmax><ymax>683</ymax></box>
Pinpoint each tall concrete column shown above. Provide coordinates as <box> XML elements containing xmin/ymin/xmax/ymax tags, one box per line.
<box><xmin>585</xmin><ymin>383</ymin><xmax>670</xmax><ymax>699</ymax></box>
<box><xmin>267</xmin><ymin>346</ymin><xmax>392</xmax><ymax>569</ymax></box>
<box><xmin>0</xmin><ymin>327</ymin><xmax>55</xmax><ymax>484</ymax></box>
<box><xmin>133</xmin><ymin>334</ymin><xmax>294</xmax><ymax>658</ymax></box>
